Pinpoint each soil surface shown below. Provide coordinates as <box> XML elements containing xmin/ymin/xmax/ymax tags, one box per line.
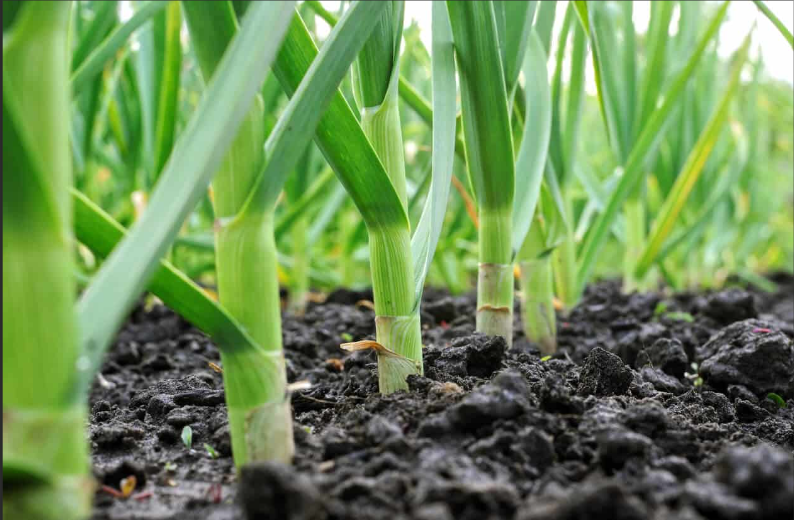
<box><xmin>89</xmin><ymin>274</ymin><xmax>794</xmax><ymax>520</ymax></box>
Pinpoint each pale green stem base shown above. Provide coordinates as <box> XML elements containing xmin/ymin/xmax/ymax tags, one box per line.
<box><xmin>375</xmin><ymin>314</ymin><xmax>423</xmax><ymax>394</ymax></box>
<box><xmin>477</xmin><ymin>209</ymin><xmax>514</xmax><ymax>345</ymax></box>
<box><xmin>215</xmin><ymin>214</ymin><xmax>293</xmax><ymax>466</ymax></box>
<box><xmin>369</xmin><ymin>229</ymin><xmax>423</xmax><ymax>393</ymax></box>
<box><xmin>476</xmin><ymin>262</ymin><xmax>514</xmax><ymax>347</ymax></box>
<box><xmin>519</xmin><ymin>258</ymin><xmax>557</xmax><ymax>356</ymax></box>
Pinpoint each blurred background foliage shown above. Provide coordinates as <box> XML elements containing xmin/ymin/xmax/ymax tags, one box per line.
<box><xmin>71</xmin><ymin>0</ymin><xmax>793</xmax><ymax>299</ymax></box>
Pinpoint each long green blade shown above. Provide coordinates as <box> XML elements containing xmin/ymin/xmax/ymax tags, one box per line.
<box><xmin>71</xmin><ymin>1</ymin><xmax>119</xmax><ymax>71</ymax></box>
<box><xmin>511</xmin><ymin>30</ymin><xmax>552</xmax><ymax>256</ymax></box>
<box><xmin>495</xmin><ymin>0</ymin><xmax>537</xmax><ymax>97</ymax></box>
<box><xmin>76</xmin><ymin>1</ymin><xmax>295</xmax><ymax>377</ymax></box>
<box><xmin>70</xmin><ymin>1</ymin><xmax>168</xmax><ymax>94</ymax></box>
<box><xmin>586</xmin><ymin>1</ymin><xmax>634</xmax><ymax>162</ymax></box>
<box><xmin>410</xmin><ymin>1</ymin><xmax>456</xmax><ymax>307</ymax></box>
<box><xmin>576</xmin><ymin>1</ymin><xmax>730</xmax><ymax>294</ymax></box>
<box><xmin>635</xmin><ymin>1</ymin><xmax>675</xmax><ymax>136</ymax></box>
<box><xmin>448</xmin><ymin>0</ymin><xmax>515</xmax><ymax>217</ymax></box>
<box><xmin>272</xmin><ymin>11</ymin><xmax>408</xmax><ymax>231</ymax></box>
<box><xmin>634</xmin><ymin>33</ymin><xmax>752</xmax><ymax>277</ymax></box>
<box><xmin>533</xmin><ymin>0</ymin><xmax>557</xmax><ymax>53</ymax></box>
<box><xmin>547</xmin><ymin>5</ymin><xmax>573</xmax><ymax>184</ymax></box>
<box><xmin>152</xmin><ymin>1</ymin><xmax>182</xmax><ymax>178</ymax></box>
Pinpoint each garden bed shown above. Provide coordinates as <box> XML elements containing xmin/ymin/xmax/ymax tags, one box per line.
<box><xmin>90</xmin><ymin>275</ymin><xmax>794</xmax><ymax>520</ymax></box>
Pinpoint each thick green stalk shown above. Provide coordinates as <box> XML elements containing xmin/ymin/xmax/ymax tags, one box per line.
<box><xmin>369</xmin><ymin>228</ymin><xmax>423</xmax><ymax>392</ymax></box>
<box><xmin>353</xmin><ymin>1</ymin><xmax>423</xmax><ymax>391</ymax></box>
<box><xmin>3</xmin><ymin>3</ymin><xmax>92</xmax><ymax>519</ymax></box>
<box><xmin>360</xmin><ymin>99</ymin><xmax>408</xmax><ymax>208</ymax></box>
<box><xmin>519</xmin><ymin>257</ymin><xmax>556</xmax><ymax>355</ymax></box>
<box><xmin>215</xmin><ymin>210</ymin><xmax>292</xmax><ymax>465</ymax></box>
<box><xmin>182</xmin><ymin>1</ymin><xmax>293</xmax><ymax>465</ymax></box>
<box><xmin>448</xmin><ymin>1</ymin><xmax>516</xmax><ymax>346</ymax></box>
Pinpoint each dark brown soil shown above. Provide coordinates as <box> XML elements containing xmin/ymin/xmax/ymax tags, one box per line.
<box><xmin>89</xmin><ymin>275</ymin><xmax>794</xmax><ymax>520</ymax></box>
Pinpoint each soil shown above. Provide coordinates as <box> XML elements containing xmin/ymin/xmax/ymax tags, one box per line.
<box><xmin>89</xmin><ymin>274</ymin><xmax>794</xmax><ymax>520</ymax></box>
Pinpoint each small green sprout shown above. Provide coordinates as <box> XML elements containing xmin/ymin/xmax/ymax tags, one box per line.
<box><xmin>204</xmin><ymin>443</ymin><xmax>219</xmax><ymax>459</ymax></box>
<box><xmin>665</xmin><ymin>311</ymin><xmax>694</xmax><ymax>323</ymax></box>
<box><xmin>767</xmin><ymin>393</ymin><xmax>787</xmax><ymax>408</ymax></box>
<box><xmin>653</xmin><ymin>302</ymin><xmax>694</xmax><ymax>323</ymax></box>
<box><xmin>340</xmin><ymin>332</ymin><xmax>353</xmax><ymax>342</ymax></box>
<box><xmin>181</xmin><ymin>426</ymin><xmax>193</xmax><ymax>449</ymax></box>
<box><xmin>540</xmin><ymin>355</ymin><xmax>552</xmax><ymax>362</ymax></box>
<box><xmin>685</xmin><ymin>362</ymin><xmax>704</xmax><ymax>389</ymax></box>
<box><xmin>164</xmin><ymin>461</ymin><xmax>178</xmax><ymax>472</ymax></box>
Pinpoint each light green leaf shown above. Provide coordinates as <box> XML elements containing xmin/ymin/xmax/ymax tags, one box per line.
<box><xmin>152</xmin><ymin>2</ymin><xmax>182</xmax><ymax>178</ymax></box>
<box><xmin>273</xmin><ymin>11</ymin><xmax>408</xmax><ymax>231</ymax></box>
<box><xmin>410</xmin><ymin>1</ymin><xmax>456</xmax><ymax>307</ymax></box>
<box><xmin>511</xmin><ymin>30</ymin><xmax>552</xmax><ymax>256</ymax></box>
<box><xmin>448</xmin><ymin>0</ymin><xmax>515</xmax><ymax>215</ymax></box>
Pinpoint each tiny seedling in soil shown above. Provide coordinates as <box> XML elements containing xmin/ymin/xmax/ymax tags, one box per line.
<box><xmin>204</xmin><ymin>443</ymin><xmax>219</xmax><ymax>459</ymax></box>
<box><xmin>665</xmin><ymin>311</ymin><xmax>695</xmax><ymax>323</ymax></box>
<box><xmin>181</xmin><ymin>426</ymin><xmax>193</xmax><ymax>450</ymax></box>
<box><xmin>767</xmin><ymin>393</ymin><xmax>787</xmax><ymax>408</ymax></box>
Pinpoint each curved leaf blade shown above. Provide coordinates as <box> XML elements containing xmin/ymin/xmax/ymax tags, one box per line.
<box><xmin>272</xmin><ymin>10</ymin><xmax>408</xmax><ymax>231</ymax></box>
